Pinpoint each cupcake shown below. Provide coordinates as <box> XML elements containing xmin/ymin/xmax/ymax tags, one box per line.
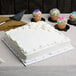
<box><xmin>32</xmin><ymin>9</ymin><xmax>42</xmax><ymax>22</ymax></box>
<box><xmin>69</xmin><ymin>11</ymin><xmax>76</xmax><ymax>24</ymax></box>
<box><xmin>50</xmin><ymin>8</ymin><xmax>60</xmax><ymax>21</ymax></box>
<box><xmin>57</xmin><ymin>15</ymin><xmax>67</xmax><ymax>30</ymax></box>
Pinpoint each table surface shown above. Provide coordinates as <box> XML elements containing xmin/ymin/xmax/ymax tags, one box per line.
<box><xmin>0</xmin><ymin>14</ymin><xmax>76</xmax><ymax>68</ymax></box>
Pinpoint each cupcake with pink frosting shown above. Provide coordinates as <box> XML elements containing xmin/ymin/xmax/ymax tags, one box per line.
<box><xmin>32</xmin><ymin>9</ymin><xmax>42</xmax><ymax>22</ymax></box>
<box><xmin>50</xmin><ymin>8</ymin><xmax>60</xmax><ymax>21</ymax></box>
<box><xmin>57</xmin><ymin>15</ymin><xmax>67</xmax><ymax>29</ymax></box>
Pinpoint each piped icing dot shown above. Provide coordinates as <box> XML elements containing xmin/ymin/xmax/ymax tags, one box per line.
<box><xmin>57</xmin><ymin>15</ymin><xmax>67</xmax><ymax>25</ymax></box>
<box><xmin>50</xmin><ymin>8</ymin><xmax>60</xmax><ymax>17</ymax></box>
<box><xmin>32</xmin><ymin>9</ymin><xmax>42</xmax><ymax>17</ymax></box>
<box><xmin>60</xmin><ymin>15</ymin><xmax>66</xmax><ymax>20</ymax></box>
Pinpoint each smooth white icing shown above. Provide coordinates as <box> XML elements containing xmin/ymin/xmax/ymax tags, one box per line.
<box><xmin>6</xmin><ymin>21</ymin><xmax>70</xmax><ymax>55</ymax></box>
<box><xmin>0</xmin><ymin>58</ymin><xmax>4</xmax><ymax>64</ymax></box>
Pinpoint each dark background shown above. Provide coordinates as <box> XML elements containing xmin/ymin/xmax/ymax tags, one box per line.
<box><xmin>0</xmin><ymin>0</ymin><xmax>76</xmax><ymax>14</ymax></box>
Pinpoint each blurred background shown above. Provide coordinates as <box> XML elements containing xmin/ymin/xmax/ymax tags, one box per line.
<box><xmin>0</xmin><ymin>0</ymin><xmax>76</xmax><ymax>14</ymax></box>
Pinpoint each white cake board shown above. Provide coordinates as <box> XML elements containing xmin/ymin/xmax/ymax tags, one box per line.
<box><xmin>2</xmin><ymin>39</ymin><xmax>74</xmax><ymax>66</ymax></box>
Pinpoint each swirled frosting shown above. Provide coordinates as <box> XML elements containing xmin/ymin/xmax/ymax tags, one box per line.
<box><xmin>32</xmin><ymin>9</ymin><xmax>42</xmax><ymax>18</ymax></box>
<box><xmin>50</xmin><ymin>8</ymin><xmax>60</xmax><ymax>17</ymax></box>
<box><xmin>57</xmin><ymin>15</ymin><xmax>67</xmax><ymax>25</ymax></box>
<box><xmin>69</xmin><ymin>11</ymin><xmax>76</xmax><ymax>21</ymax></box>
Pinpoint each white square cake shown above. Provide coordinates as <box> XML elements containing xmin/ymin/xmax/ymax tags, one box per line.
<box><xmin>3</xmin><ymin>21</ymin><xmax>73</xmax><ymax>65</ymax></box>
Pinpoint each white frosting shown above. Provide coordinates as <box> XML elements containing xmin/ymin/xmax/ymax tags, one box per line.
<box><xmin>0</xmin><ymin>58</ymin><xmax>4</xmax><ymax>64</ymax></box>
<box><xmin>6</xmin><ymin>21</ymin><xmax>70</xmax><ymax>55</ymax></box>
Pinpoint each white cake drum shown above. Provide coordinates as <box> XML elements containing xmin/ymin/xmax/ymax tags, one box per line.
<box><xmin>2</xmin><ymin>21</ymin><xmax>74</xmax><ymax>66</ymax></box>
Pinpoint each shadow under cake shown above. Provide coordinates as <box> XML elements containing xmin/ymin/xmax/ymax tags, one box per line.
<box><xmin>48</xmin><ymin>17</ymin><xmax>57</xmax><ymax>22</ymax></box>
<box><xmin>54</xmin><ymin>24</ymin><xmax>70</xmax><ymax>31</ymax></box>
<box><xmin>31</xmin><ymin>18</ymin><xmax>45</xmax><ymax>22</ymax></box>
<box><xmin>68</xmin><ymin>19</ymin><xmax>76</xmax><ymax>26</ymax></box>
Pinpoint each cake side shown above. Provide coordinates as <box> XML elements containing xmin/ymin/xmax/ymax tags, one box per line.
<box><xmin>3</xmin><ymin>33</ymin><xmax>26</xmax><ymax>60</ymax></box>
<box><xmin>3</xmin><ymin>33</ymin><xmax>73</xmax><ymax>65</ymax></box>
<box><xmin>3</xmin><ymin>35</ymin><xmax>73</xmax><ymax>65</ymax></box>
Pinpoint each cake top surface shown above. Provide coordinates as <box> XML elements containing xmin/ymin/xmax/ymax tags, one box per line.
<box><xmin>50</xmin><ymin>8</ymin><xmax>60</xmax><ymax>17</ymax></box>
<box><xmin>6</xmin><ymin>21</ymin><xmax>70</xmax><ymax>55</ymax></box>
